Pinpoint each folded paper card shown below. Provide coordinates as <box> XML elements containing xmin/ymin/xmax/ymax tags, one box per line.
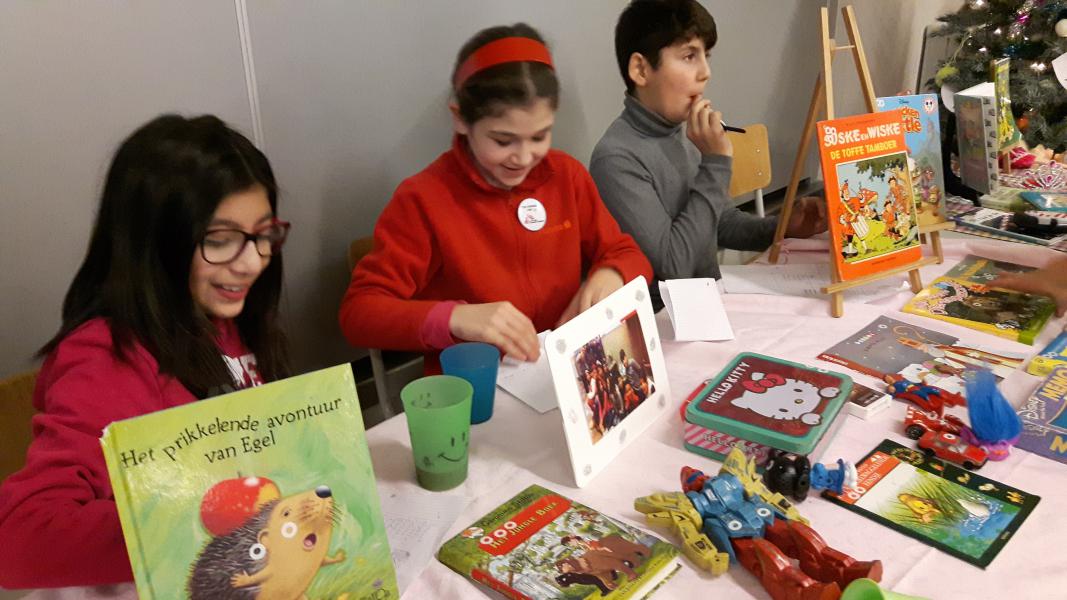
<box><xmin>658</xmin><ymin>278</ymin><xmax>734</xmax><ymax>342</ymax></box>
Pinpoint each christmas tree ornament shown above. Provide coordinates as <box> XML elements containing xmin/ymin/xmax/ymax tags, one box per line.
<box><xmin>935</xmin><ymin>64</ymin><xmax>960</xmax><ymax>85</ymax></box>
<box><xmin>1055</xmin><ymin>18</ymin><xmax>1067</xmax><ymax>37</ymax></box>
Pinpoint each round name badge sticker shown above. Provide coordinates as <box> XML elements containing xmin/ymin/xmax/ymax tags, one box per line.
<box><xmin>517</xmin><ymin>198</ymin><xmax>547</xmax><ymax>232</ymax></box>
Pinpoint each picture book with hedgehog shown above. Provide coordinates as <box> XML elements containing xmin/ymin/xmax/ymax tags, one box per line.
<box><xmin>437</xmin><ymin>484</ymin><xmax>680</xmax><ymax>599</ymax></box>
<box><xmin>100</xmin><ymin>363</ymin><xmax>398</xmax><ymax>599</ymax></box>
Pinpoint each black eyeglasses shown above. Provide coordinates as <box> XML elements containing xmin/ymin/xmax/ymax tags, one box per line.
<box><xmin>198</xmin><ymin>220</ymin><xmax>291</xmax><ymax>265</ymax></box>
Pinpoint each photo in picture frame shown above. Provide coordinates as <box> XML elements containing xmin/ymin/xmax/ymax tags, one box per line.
<box><xmin>545</xmin><ymin>276</ymin><xmax>672</xmax><ymax>488</ymax></box>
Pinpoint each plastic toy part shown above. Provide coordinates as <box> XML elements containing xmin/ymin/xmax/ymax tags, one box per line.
<box><xmin>840</xmin><ymin>578</ymin><xmax>931</xmax><ymax>600</ymax></box>
<box><xmin>902</xmin><ymin>406</ymin><xmax>967</xmax><ymax>440</ymax></box>
<box><xmin>964</xmin><ymin>369</ymin><xmax>1021</xmax><ymax>460</ymax></box>
<box><xmin>811</xmin><ymin>460</ymin><xmax>857</xmax><ymax>495</ymax></box>
<box><xmin>917</xmin><ymin>430</ymin><xmax>989</xmax><ymax>470</ymax></box>
<box><xmin>635</xmin><ymin>448</ymin><xmax>882</xmax><ymax>600</ymax></box>
<box><xmin>763</xmin><ymin>451</ymin><xmax>812</xmax><ymax>502</ymax></box>
<box><xmin>884</xmin><ymin>375</ymin><xmax>965</xmax><ymax>415</ymax></box>
<box><xmin>763</xmin><ymin>451</ymin><xmax>856</xmax><ymax>500</ymax></box>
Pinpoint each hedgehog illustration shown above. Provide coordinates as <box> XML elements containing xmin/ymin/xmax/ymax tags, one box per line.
<box><xmin>188</xmin><ymin>485</ymin><xmax>345</xmax><ymax>600</ymax></box>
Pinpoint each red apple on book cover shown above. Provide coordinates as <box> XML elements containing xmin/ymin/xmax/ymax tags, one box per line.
<box><xmin>200</xmin><ymin>475</ymin><xmax>280</xmax><ymax>536</ymax></box>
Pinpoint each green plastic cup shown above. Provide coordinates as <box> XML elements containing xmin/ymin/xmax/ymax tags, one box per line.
<box><xmin>401</xmin><ymin>375</ymin><xmax>472</xmax><ymax>491</ymax></box>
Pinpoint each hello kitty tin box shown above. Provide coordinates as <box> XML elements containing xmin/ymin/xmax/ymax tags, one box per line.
<box><xmin>683</xmin><ymin>353</ymin><xmax>852</xmax><ymax>464</ymax></box>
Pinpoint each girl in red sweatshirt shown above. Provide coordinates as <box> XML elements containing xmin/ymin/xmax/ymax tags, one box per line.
<box><xmin>339</xmin><ymin>24</ymin><xmax>652</xmax><ymax>370</ymax></box>
<box><xmin>0</xmin><ymin>115</ymin><xmax>291</xmax><ymax>588</ymax></box>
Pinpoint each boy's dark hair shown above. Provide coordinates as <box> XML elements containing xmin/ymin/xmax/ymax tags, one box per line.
<box><xmin>452</xmin><ymin>23</ymin><xmax>559</xmax><ymax>124</ymax></box>
<box><xmin>41</xmin><ymin>114</ymin><xmax>289</xmax><ymax>397</ymax></box>
<box><xmin>615</xmin><ymin>0</ymin><xmax>718</xmax><ymax>94</ymax></box>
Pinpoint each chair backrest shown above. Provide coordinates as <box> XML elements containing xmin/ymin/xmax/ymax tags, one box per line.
<box><xmin>726</xmin><ymin>124</ymin><xmax>771</xmax><ymax>198</ymax></box>
<box><xmin>0</xmin><ymin>370</ymin><xmax>38</xmax><ymax>481</ymax></box>
<box><xmin>347</xmin><ymin>236</ymin><xmax>375</xmax><ymax>273</ymax></box>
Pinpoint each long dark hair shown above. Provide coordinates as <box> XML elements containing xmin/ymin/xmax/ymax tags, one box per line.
<box><xmin>41</xmin><ymin>114</ymin><xmax>289</xmax><ymax>397</ymax></box>
<box><xmin>452</xmin><ymin>23</ymin><xmax>559</xmax><ymax>124</ymax></box>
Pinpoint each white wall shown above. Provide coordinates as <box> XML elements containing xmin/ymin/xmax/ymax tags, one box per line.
<box><xmin>0</xmin><ymin>0</ymin><xmax>963</xmax><ymax>378</ymax></box>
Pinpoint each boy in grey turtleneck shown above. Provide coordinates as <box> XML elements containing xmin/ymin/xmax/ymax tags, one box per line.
<box><xmin>590</xmin><ymin>0</ymin><xmax>825</xmax><ymax>307</ymax></box>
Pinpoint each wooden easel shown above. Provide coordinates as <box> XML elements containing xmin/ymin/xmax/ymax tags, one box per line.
<box><xmin>767</xmin><ymin>4</ymin><xmax>937</xmax><ymax>317</ymax></box>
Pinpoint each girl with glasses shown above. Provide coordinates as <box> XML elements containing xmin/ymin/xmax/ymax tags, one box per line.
<box><xmin>0</xmin><ymin>115</ymin><xmax>290</xmax><ymax>588</ymax></box>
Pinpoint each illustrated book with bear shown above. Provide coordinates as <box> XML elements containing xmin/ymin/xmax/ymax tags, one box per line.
<box><xmin>100</xmin><ymin>363</ymin><xmax>398</xmax><ymax>599</ymax></box>
<box><xmin>437</xmin><ymin>484</ymin><xmax>679</xmax><ymax>599</ymax></box>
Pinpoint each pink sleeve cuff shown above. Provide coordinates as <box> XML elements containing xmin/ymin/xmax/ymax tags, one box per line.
<box><xmin>419</xmin><ymin>301</ymin><xmax>464</xmax><ymax>350</ymax></box>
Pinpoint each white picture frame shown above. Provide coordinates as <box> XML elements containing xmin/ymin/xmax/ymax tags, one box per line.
<box><xmin>545</xmin><ymin>276</ymin><xmax>672</xmax><ymax>488</ymax></box>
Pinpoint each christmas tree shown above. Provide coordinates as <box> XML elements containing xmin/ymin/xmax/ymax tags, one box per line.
<box><xmin>932</xmin><ymin>0</ymin><xmax>1067</xmax><ymax>152</ymax></box>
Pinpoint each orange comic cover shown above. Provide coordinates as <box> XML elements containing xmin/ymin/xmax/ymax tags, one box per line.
<box><xmin>817</xmin><ymin>110</ymin><xmax>923</xmax><ymax>281</ymax></box>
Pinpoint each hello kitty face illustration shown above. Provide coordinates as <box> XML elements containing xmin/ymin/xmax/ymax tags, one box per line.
<box><xmin>731</xmin><ymin>372</ymin><xmax>839</xmax><ymax>425</ymax></box>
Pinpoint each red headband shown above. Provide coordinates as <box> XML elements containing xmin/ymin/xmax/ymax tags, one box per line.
<box><xmin>453</xmin><ymin>37</ymin><xmax>554</xmax><ymax>90</ymax></box>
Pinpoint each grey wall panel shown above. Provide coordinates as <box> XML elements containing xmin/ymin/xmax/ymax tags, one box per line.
<box><xmin>0</xmin><ymin>1</ymin><xmax>252</xmax><ymax>376</ymax></box>
<box><xmin>247</xmin><ymin>0</ymin><xmax>833</xmax><ymax>372</ymax></box>
<box><xmin>0</xmin><ymin>1</ymin><xmax>956</xmax><ymax>378</ymax></box>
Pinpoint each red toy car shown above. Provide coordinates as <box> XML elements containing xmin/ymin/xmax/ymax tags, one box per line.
<box><xmin>918</xmin><ymin>430</ymin><xmax>989</xmax><ymax>470</ymax></box>
<box><xmin>903</xmin><ymin>406</ymin><xmax>967</xmax><ymax>440</ymax></box>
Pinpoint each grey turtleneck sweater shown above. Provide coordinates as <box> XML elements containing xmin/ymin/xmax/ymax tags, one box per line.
<box><xmin>590</xmin><ymin>95</ymin><xmax>778</xmax><ymax>294</ymax></box>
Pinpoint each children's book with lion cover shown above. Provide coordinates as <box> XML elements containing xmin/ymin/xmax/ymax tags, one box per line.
<box><xmin>100</xmin><ymin>364</ymin><xmax>398</xmax><ymax>599</ymax></box>
<box><xmin>817</xmin><ymin>110</ymin><xmax>924</xmax><ymax>281</ymax></box>
<box><xmin>824</xmin><ymin>439</ymin><xmax>1038</xmax><ymax>568</ymax></box>
<box><xmin>437</xmin><ymin>484</ymin><xmax>679</xmax><ymax>599</ymax></box>
<box><xmin>876</xmin><ymin>94</ymin><xmax>948</xmax><ymax>226</ymax></box>
<box><xmin>901</xmin><ymin>274</ymin><xmax>1055</xmax><ymax>345</ymax></box>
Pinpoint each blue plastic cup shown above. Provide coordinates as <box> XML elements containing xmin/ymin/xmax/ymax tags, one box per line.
<box><xmin>440</xmin><ymin>342</ymin><xmax>500</xmax><ymax>424</ymax></box>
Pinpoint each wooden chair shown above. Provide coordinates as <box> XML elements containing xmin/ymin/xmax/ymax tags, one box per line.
<box><xmin>347</xmin><ymin>237</ymin><xmax>421</xmax><ymax>419</ymax></box>
<box><xmin>727</xmin><ymin>124</ymin><xmax>772</xmax><ymax>217</ymax></box>
<box><xmin>0</xmin><ymin>370</ymin><xmax>38</xmax><ymax>481</ymax></box>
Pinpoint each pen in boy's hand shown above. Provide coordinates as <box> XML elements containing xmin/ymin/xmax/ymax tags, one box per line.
<box><xmin>721</xmin><ymin>121</ymin><xmax>746</xmax><ymax>134</ymax></box>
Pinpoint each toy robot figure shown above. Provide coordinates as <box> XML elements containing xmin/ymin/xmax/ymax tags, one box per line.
<box><xmin>635</xmin><ymin>448</ymin><xmax>881</xmax><ymax>600</ymax></box>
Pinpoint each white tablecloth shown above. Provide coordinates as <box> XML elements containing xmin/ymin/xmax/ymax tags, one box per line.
<box><xmin>17</xmin><ymin>236</ymin><xmax>1067</xmax><ymax>600</ymax></box>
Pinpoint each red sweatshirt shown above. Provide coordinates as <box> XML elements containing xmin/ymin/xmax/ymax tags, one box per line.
<box><xmin>339</xmin><ymin>136</ymin><xmax>652</xmax><ymax>370</ymax></box>
<box><xmin>0</xmin><ymin>318</ymin><xmax>261</xmax><ymax>589</ymax></box>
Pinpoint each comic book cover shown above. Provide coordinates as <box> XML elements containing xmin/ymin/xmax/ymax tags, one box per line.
<box><xmin>437</xmin><ymin>485</ymin><xmax>679</xmax><ymax>599</ymax></box>
<box><xmin>1016</xmin><ymin>365</ymin><xmax>1067</xmax><ymax>464</ymax></box>
<box><xmin>100</xmin><ymin>364</ymin><xmax>398</xmax><ymax>599</ymax></box>
<box><xmin>955</xmin><ymin>82</ymin><xmax>1000</xmax><ymax>195</ymax></box>
<box><xmin>1020</xmin><ymin>191</ymin><xmax>1067</xmax><ymax>212</ymax></box>
<box><xmin>824</xmin><ymin>439</ymin><xmax>1039</xmax><ymax>568</ymax></box>
<box><xmin>817</xmin><ymin>315</ymin><xmax>1025</xmax><ymax>395</ymax></box>
<box><xmin>902</xmin><ymin>276</ymin><xmax>1056</xmax><ymax>345</ymax></box>
<box><xmin>817</xmin><ymin>110</ymin><xmax>924</xmax><ymax>281</ymax></box>
<box><xmin>992</xmin><ymin>58</ymin><xmax>1023</xmax><ymax>150</ymax></box>
<box><xmin>1027</xmin><ymin>330</ymin><xmax>1067</xmax><ymax>376</ymax></box>
<box><xmin>943</xmin><ymin>254</ymin><xmax>1036</xmax><ymax>282</ymax></box>
<box><xmin>876</xmin><ymin>94</ymin><xmax>948</xmax><ymax>226</ymax></box>
<box><xmin>952</xmin><ymin>206</ymin><xmax>1067</xmax><ymax>247</ymax></box>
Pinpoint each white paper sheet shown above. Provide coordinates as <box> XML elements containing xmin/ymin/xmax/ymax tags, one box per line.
<box><xmin>380</xmin><ymin>491</ymin><xmax>468</xmax><ymax>594</ymax></box>
<box><xmin>719</xmin><ymin>263</ymin><xmax>907</xmax><ymax>302</ymax></box>
<box><xmin>658</xmin><ymin>278</ymin><xmax>734</xmax><ymax>341</ymax></box>
<box><xmin>1053</xmin><ymin>52</ymin><xmax>1067</xmax><ymax>92</ymax></box>
<box><xmin>496</xmin><ymin>330</ymin><xmax>558</xmax><ymax>413</ymax></box>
